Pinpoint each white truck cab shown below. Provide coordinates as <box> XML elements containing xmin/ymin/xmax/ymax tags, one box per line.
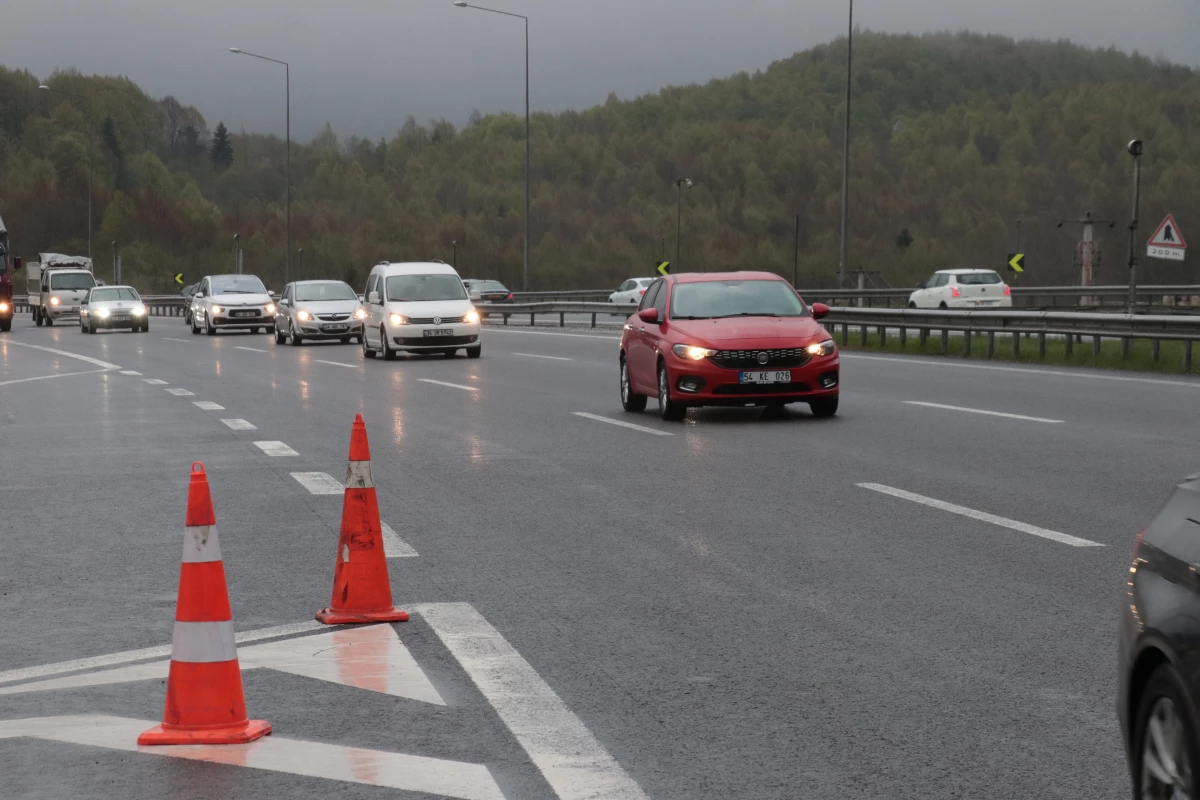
<box><xmin>29</xmin><ymin>254</ymin><xmax>96</xmax><ymax>326</ymax></box>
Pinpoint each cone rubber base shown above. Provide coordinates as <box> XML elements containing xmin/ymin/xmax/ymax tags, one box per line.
<box><xmin>315</xmin><ymin>607</ymin><xmax>409</xmax><ymax>625</ymax></box>
<box><xmin>137</xmin><ymin>719</ymin><xmax>272</xmax><ymax>746</ymax></box>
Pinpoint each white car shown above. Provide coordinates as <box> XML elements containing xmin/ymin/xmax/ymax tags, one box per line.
<box><xmin>908</xmin><ymin>269</ymin><xmax>1012</xmax><ymax>309</ymax></box>
<box><xmin>609</xmin><ymin>278</ymin><xmax>655</xmax><ymax>306</ymax></box>
<box><xmin>80</xmin><ymin>285</ymin><xmax>148</xmax><ymax>333</ymax></box>
<box><xmin>190</xmin><ymin>274</ymin><xmax>276</xmax><ymax>335</ymax></box>
<box><xmin>361</xmin><ymin>261</ymin><xmax>482</xmax><ymax>360</ymax></box>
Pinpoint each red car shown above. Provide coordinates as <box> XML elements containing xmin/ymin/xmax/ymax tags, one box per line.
<box><xmin>619</xmin><ymin>272</ymin><xmax>839</xmax><ymax>420</ymax></box>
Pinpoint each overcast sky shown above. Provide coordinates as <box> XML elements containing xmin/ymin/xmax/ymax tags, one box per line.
<box><xmin>5</xmin><ymin>0</ymin><xmax>1198</xmax><ymax>141</ymax></box>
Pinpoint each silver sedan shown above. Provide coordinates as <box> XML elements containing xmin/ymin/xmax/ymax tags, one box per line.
<box><xmin>80</xmin><ymin>286</ymin><xmax>149</xmax><ymax>333</ymax></box>
<box><xmin>274</xmin><ymin>280</ymin><xmax>365</xmax><ymax>346</ymax></box>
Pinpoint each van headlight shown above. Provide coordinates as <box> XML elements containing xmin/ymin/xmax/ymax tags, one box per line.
<box><xmin>389</xmin><ymin>313</ymin><xmax>408</xmax><ymax>326</ymax></box>
<box><xmin>463</xmin><ymin>310</ymin><xmax>480</xmax><ymax>324</ymax></box>
<box><xmin>806</xmin><ymin>339</ymin><xmax>836</xmax><ymax>357</ymax></box>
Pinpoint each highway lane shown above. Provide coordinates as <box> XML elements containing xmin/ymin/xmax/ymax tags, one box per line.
<box><xmin>3</xmin><ymin>317</ymin><xmax>1196</xmax><ymax>798</ymax></box>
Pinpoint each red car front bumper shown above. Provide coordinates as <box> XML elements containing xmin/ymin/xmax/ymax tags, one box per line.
<box><xmin>664</xmin><ymin>352</ymin><xmax>840</xmax><ymax>406</ymax></box>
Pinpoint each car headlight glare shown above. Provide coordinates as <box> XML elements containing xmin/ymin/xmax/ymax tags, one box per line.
<box><xmin>354</xmin><ymin>308</ymin><xmax>367</xmax><ymax>320</ymax></box>
<box><xmin>806</xmin><ymin>339</ymin><xmax>836</xmax><ymax>357</ymax></box>
<box><xmin>50</xmin><ymin>296</ymin><xmax>61</xmax><ymax>306</ymax></box>
<box><xmin>96</xmin><ymin>307</ymin><xmax>111</xmax><ymax>318</ymax></box>
<box><xmin>671</xmin><ymin>344</ymin><xmax>717</xmax><ymax>361</ymax></box>
<box><xmin>463</xmin><ymin>310</ymin><xmax>480</xmax><ymax>324</ymax></box>
<box><xmin>210</xmin><ymin>305</ymin><xmax>223</xmax><ymax>314</ymax></box>
<box><xmin>265</xmin><ymin>303</ymin><xmax>276</xmax><ymax>315</ymax></box>
<box><xmin>296</xmin><ymin>309</ymin><xmax>311</xmax><ymax>321</ymax></box>
<box><xmin>131</xmin><ymin>304</ymin><xmax>146</xmax><ymax>316</ymax></box>
<box><xmin>389</xmin><ymin>313</ymin><xmax>408</xmax><ymax>326</ymax></box>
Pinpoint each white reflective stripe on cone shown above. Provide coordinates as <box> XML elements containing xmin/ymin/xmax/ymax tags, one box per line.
<box><xmin>180</xmin><ymin>525</ymin><xmax>222</xmax><ymax>564</ymax></box>
<box><xmin>170</xmin><ymin>621</ymin><xmax>237</xmax><ymax>663</ymax></box>
<box><xmin>345</xmin><ymin>460</ymin><xmax>373</xmax><ymax>489</ymax></box>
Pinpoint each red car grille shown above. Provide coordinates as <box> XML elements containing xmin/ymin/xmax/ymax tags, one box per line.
<box><xmin>710</xmin><ymin>348</ymin><xmax>812</xmax><ymax>370</ymax></box>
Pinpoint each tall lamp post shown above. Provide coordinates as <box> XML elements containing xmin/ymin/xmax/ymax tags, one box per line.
<box><xmin>675</xmin><ymin>178</ymin><xmax>693</xmax><ymax>271</ymax></box>
<box><xmin>452</xmin><ymin>240</ymin><xmax>459</xmax><ymax>268</ymax></box>
<box><xmin>837</xmin><ymin>0</ymin><xmax>853</xmax><ymax>288</ymax></box>
<box><xmin>39</xmin><ymin>84</ymin><xmax>94</xmax><ymax>259</ymax></box>
<box><xmin>453</xmin><ymin>2</ymin><xmax>530</xmax><ymax>292</ymax></box>
<box><xmin>229</xmin><ymin>47</ymin><xmax>290</xmax><ymax>285</ymax></box>
<box><xmin>1125</xmin><ymin>139</ymin><xmax>1144</xmax><ymax>313</ymax></box>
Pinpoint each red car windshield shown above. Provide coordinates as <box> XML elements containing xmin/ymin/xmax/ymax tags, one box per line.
<box><xmin>670</xmin><ymin>279</ymin><xmax>809</xmax><ymax>320</ymax></box>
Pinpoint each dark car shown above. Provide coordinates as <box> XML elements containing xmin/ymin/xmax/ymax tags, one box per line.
<box><xmin>180</xmin><ymin>283</ymin><xmax>199</xmax><ymax>324</ymax></box>
<box><xmin>1120</xmin><ymin>473</ymin><xmax>1200</xmax><ymax>799</ymax></box>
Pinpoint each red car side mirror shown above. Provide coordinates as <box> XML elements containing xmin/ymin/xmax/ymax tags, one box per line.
<box><xmin>811</xmin><ymin>302</ymin><xmax>830</xmax><ymax>320</ymax></box>
<box><xmin>637</xmin><ymin>307</ymin><xmax>660</xmax><ymax>324</ymax></box>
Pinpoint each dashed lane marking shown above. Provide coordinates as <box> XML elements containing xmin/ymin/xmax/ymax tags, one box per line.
<box><xmin>843</xmin><ymin>353</ymin><xmax>1200</xmax><ymax>389</ymax></box>
<box><xmin>512</xmin><ymin>352</ymin><xmax>573</xmax><ymax>361</ymax></box>
<box><xmin>235</xmin><ymin>345</ymin><xmax>267</xmax><ymax>353</ymax></box>
<box><xmin>193</xmin><ymin>401</ymin><xmax>225</xmax><ymax>411</ymax></box>
<box><xmin>316</xmin><ymin>359</ymin><xmax>357</xmax><ymax>369</ymax></box>
<box><xmin>142</xmin><ymin>378</ymin><xmax>168</xmax><ymax>385</ymax></box>
<box><xmin>572</xmin><ymin>412</ymin><xmax>674</xmax><ymax>436</ymax></box>
<box><xmin>222</xmin><ymin>418</ymin><xmax>258</xmax><ymax>431</ymax></box>
<box><xmin>161</xmin><ymin>337</ymin><xmax>191</xmax><ymax>343</ymax></box>
<box><xmin>165</xmin><ymin>387</ymin><xmax>195</xmax><ymax>396</ymax></box>
<box><xmin>291</xmin><ymin>471</ymin><xmax>343</xmax><ymax>495</ymax></box>
<box><xmin>119</xmin><ymin>370</ymin><xmax>142</xmax><ymax>376</ymax></box>
<box><xmin>255</xmin><ymin>441</ymin><xmax>299</xmax><ymax>457</ymax></box>
<box><xmin>416</xmin><ymin>602</ymin><xmax>651</xmax><ymax>800</ymax></box>
<box><xmin>418</xmin><ymin>378</ymin><xmax>478</xmax><ymax>392</ymax></box>
<box><xmin>0</xmin><ymin>368</ymin><xmax>109</xmax><ymax>387</ymax></box>
<box><xmin>485</xmin><ymin>328</ymin><xmax>620</xmax><ymax>341</ymax></box>
<box><xmin>904</xmin><ymin>401</ymin><xmax>1063</xmax><ymax>424</ymax></box>
<box><xmin>856</xmin><ymin>483</ymin><xmax>1104</xmax><ymax>547</ymax></box>
<box><xmin>382</xmin><ymin>522</ymin><xmax>419</xmax><ymax>558</ymax></box>
<box><xmin>4</xmin><ymin>341</ymin><xmax>121</xmax><ymax>369</ymax></box>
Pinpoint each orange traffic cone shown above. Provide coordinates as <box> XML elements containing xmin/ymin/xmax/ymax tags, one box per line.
<box><xmin>138</xmin><ymin>462</ymin><xmax>272</xmax><ymax>746</ymax></box>
<box><xmin>316</xmin><ymin>414</ymin><xmax>409</xmax><ymax>625</ymax></box>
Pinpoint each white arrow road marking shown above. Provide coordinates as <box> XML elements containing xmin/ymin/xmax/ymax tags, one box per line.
<box><xmin>416</xmin><ymin>602</ymin><xmax>651</xmax><ymax>800</ymax></box>
<box><xmin>0</xmin><ymin>625</ymin><xmax>444</xmax><ymax>705</ymax></box>
<box><xmin>0</xmin><ymin>715</ymin><xmax>504</xmax><ymax>800</ymax></box>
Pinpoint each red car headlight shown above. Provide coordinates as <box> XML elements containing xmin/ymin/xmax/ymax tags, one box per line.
<box><xmin>671</xmin><ymin>344</ymin><xmax>716</xmax><ymax>360</ymax></box>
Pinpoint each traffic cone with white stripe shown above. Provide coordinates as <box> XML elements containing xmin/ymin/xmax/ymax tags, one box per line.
<box><xmin>316</xmin><ymin>414</ymin><xmax>409</xmax><ymax>625</ymax></box>
<box><xmin>138</xmin><ymin>462</ymin><xmax>271</xmax><ymax>746</ymax></box>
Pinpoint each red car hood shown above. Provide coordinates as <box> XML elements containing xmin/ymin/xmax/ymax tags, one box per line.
<box><xmin>669</xmin><ymin>316</ymin><xmax>827</xmax><ymax>346</ymax></box>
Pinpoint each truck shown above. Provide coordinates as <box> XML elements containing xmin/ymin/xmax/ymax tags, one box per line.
<box><xmin>27</xmin><ymin>253</ymin><xmax>96</xmax><ymax>327</ymax></box>
<box><xmin>0</xmin><ymin>213</ymin><xmax>13</xmax><ymax>332</ymax></box>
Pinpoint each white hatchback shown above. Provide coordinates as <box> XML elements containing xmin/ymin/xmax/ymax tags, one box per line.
<box><xmin>609</xmin><ymin>277</ymin><xmax>655</xmax><ymax>306</ymax></box>
<box><xmin>908</xmin><ymin>269</ymin><xmax>1012</xmax><ymax>309</ymax></box>
<box><xmin>361</xmin><ymin>261</ymin><xmax>482</xmax><ymax>360</ymax></box>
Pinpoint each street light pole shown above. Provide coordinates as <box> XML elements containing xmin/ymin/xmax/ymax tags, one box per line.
<box><xmin>452</xmin><ymin>240</ymin><xmax>458</xmax><ymax>268</ymax></box>
<box><xmin>1125</xmin><ymin>139</ymin><xmax>1144</xmax><ymax>313</ymax></box>
<box><xmin>675</xmin><ymin>178</ymin><xmax>692</xmax><ymax>271</ymax></box>
<box><xmin>229</xmin><ymin>48</ymin><xmax>290</xmax><ymax>285</ymax></box>
<box><xmin>453</xmin><ymin>2</ymin><xmax>530</xmax><ymax>291</ymax></box>
<box><xmin>39</xmin><ymin>84</ymin><xmax>93</xmax><ymax>259</ymax></box>
<box><xmin>837</xmin><ymin>0</ymin><xmax>853</xmax><ymax>289</ymax></box>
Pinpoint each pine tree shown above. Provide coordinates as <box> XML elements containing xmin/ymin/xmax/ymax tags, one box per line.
<box><xmin>210</xmin><ymin>122</ymin><xmax>234</xmax><ymax>171</ymax></box>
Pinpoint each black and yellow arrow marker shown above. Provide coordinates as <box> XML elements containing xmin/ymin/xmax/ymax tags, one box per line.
<box><xmin>1006</xmin><ymin>253</ymin><xmax>1025</xmax><ymax>274</ymax></box>
<box><xmin>656</xmin><ymin>261</ymin><xmax>670</xmax><ymax>277</ymax></box>
<box><xmin>174</xmin><ymin>273</ymin><xmax>185</xmax><ymax>285</ymax></box>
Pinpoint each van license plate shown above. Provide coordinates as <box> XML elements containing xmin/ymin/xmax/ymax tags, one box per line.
<box><xmin>423</xmin><ymin>329</ymin><xmax>453</xmax><ymax>337</ymax></box>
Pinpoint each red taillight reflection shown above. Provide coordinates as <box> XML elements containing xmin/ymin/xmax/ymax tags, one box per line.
<box><xmin>1004</xmin><ymin>285</ymin><xmax>1012</xmax><ymax>296</ymax></box>
<box><xmin>951</xmin><ymin>286</ymin><xmax>961</xmax><ymax>298</ymax></box>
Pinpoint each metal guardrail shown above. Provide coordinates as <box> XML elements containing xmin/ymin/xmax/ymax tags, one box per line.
<box><xmin>9</xmin><ymin>295</ymin><xmax>189</xmax><ymax>317</ymax></box>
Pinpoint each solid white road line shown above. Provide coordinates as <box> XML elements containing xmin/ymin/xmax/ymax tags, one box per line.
<box><xmin>4</xmin><ymin>341</ymin><xmax>121</xmax><ymax>369</ymax></box>
<box><xmin>0</xmin><ymin>369</ymin><xmax>109</xmax><ymax>387</ymax></box>
<box><xmin>142</xmin><ymin>378</ymin><xmax>168</xmax><ymax>385</ymax></box>
<box><xmin>165</xmin><ymin>387</ymin><xmax>195</xmax><ymax>396</ymax></box>
<box><xmin>418</xmin><ymin>378</ymin><xmax>478</xmax><ymax>391</ymax></box>
<box><xmin>255</xmin><ymin>441</ymin><xmax>299</xmax><ymax>457</ymax></box>
<box><xmin>904</xmin><ymin>401</ymin><xmax>1063</xmax><ymax>424</ymax></box>
<box><xmin>416</xmin><ymin>602</ymin><xmax>649</xmax><ymax>800</ymax></box>
<box><xmin>512</xmin><ymin>352</ymin><xmax>573</xmax><ymax>361</ymax></box>
<box><xmin>161</xmin><ymin>337</ymin><xmax>191</xmax><ymax>343</ymax></box>
<box><xmin>0</xmin><ymin>620</ymin><xmax>324</xmax><ymax>685</ymax></box>
<box><xmin>572</xmin><ymin>411</ymin><xmax>674</xmax><ymax>436</ymax></box>
<box><xmin>193</xmin><ymin>401</ymin><xmax>225</xmax><ymax>411</ymax></box>
<box><xmin>316</xmin><ymin>359</ymin><xmax>358</xmax><ymax>369</ymax></box>
<box><xmin>382</xmin><ymin>522</ymin><xmax>419</xmax><ymax>558</ymax></box>
<box><xmin>485</xmin><ymin>328</ymin><xmax>620</xmax><ymax>341</ymax></box>
<box><xmin>291</xmin><ymin>472</ymin><xmax>343</xmax><ymax>495</ymax></box>
<box><xmin>222</xmin><ymin>418</ymin><xmax>258</xmax><ymax>431</ymax></box>
<box><xmin>856</xmin><ymin>483</ymin><xmax>1104</xmax><ymax>547</ymax></box>
<box><xmin>843</xmin><ymin>353</ymin><xmax>1200</xmax><ymax>390</ymax></box>
<box><xmin>119</xmin><ymin>370</ymin><xmax>142</xmax><ymax>376</ymax></box>
<box><xmin>235</xmin><ymin>345</ymin><xmax>267</xmax><ymax>353</ymax></box>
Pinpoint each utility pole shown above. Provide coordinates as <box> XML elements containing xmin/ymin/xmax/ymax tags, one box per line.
<box><xmin>297</xmin><ymin>248</ymin><xmax>303</xmax><ymax>278</ymax></box>
<box><xmin>793</xmin><ymin>215</ymin><xmax>800</xmax><ymax>287</ymax></box>
<box><xmin>675</xmin><ymin>178</ymin><xmax>692</xmax><ymax>271</ymax></box>
<box><xmin>1125</xmin><ymin>140</ymin><xmax>1144</xmax><ymax>313</ymax></box>
<box><xmin>233</xmin><ymin>233</ymin><xmax>240</xmax><ymax>274</ymax></box>
<box><xmin>112</xmin><ymin>240</ymin><xmax>120</xmax><ymax>284</ymax></box>
<box><xmin>837</xmin><ymin>0</ymin><xmax>853</xmax><ymax>289</ymax></box>
<box><xmin>1015</xmin><ymin>220</ymin><xmax>1022</xmax><ymax>253</ymax></box>
<box><xmin>452</xmin><ymin>240</ymin><xmax>458</xmax><ymax>268</ymax></box>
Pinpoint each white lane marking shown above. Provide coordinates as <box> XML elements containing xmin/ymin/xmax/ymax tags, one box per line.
<box><xmin>856</xmin><ymin>483</ymin><xmax>1104</xmax><ymax>547</ymax></box>
<box><xmin>316</xmin><ymin>359</ymin><xmax>358</xmax><ymax>369</ymax></box>
<box><xmin>0</xmin><ymin>716</ymin><xmax>504</xmax><ymax>800</ymax></box>
<box><xmin>1</xmin><ymin>626</ymin><xmax>445</xmax><ymax>706</ymax></box>
<box><xmin>161</xmin><ymin>337</ymin><xmax>191</xmax><ymax>343</ymax></box>
<box><xmin>0</xmin><ymin>368</ymin><xmax>109</xmax><ymax>387</ymax></box>
<box><xmin>904</xmin><ymin>401</ymin><xmax>1063</xmax><ymax>424</ymax></box>
<box><xmin>142</xmin><ymin>378</ymin><xmax>168</xmax><ymax>385</ymax></box>
<box><xmin>572</xmin><ymin>411</ymin><xmax>674</xmax><ymax>437</ymax></box>
<box><xmin>418</xmin><ymin>378</ymin><xmax>478</xmax><ymax>392</ymax></box>
<box><xmin>4</xmin><ymin>341</ymin><xmax>121</xmax><ymax>369</ymax></box>
<box><xmin>165</xmin><ymin>387</ymin><xmax>195</xmax><ymax>396</ymax></box>
<box><xmin>193</xmin><ymin>401</ymin><xmax>225</xmax><ymax>411</ymax></box>
<box><xmin>222</xmin><ymin>418</ymin><xmax>258</xmax><ymax>431</ymax></box>
<box><xmin>255</xmin><ymin>441</ymin><xmax>299</xmax><ymax>457</ymax></box>
<box><xmin>486</xmin><ymin>328</ymin><xmax>620</xmax><ymax>341</ymax></box>
<box><xmin>0</xmin><ymin>620</ymin><xmax>323</xmax><ymax>685</ymax></box>
<box><xmin>416</xmin><ymin>602</ymin><xmax>650</xmax><ymax>800</ymax></box>
<box><xmin>291</xmin><ymin>472</ymin><xmax>343</xmax><ymax>495</ymax></box>
<box><xmin>512</xmin><ymin>352</ymin><xmax>574</xmax><ymax>361</ymax></box>
<box><xmin>119</xmin><ymin>370</ymin><xmax>142</xmax><ymax>376</ymax></box>
<box><xmin>843</xmin><ymin>353</ymin><xmax>1200</xmax><ymax>390</ymax></box>
<box><xmin>382</xmin><ymin>522</ymin><xmax>419</xmax><ymax>558</ymax></box>
<box><xmin>235</xmin><ymin>345</ymin><xmax>267</xmax><ymax>353</ymax></box>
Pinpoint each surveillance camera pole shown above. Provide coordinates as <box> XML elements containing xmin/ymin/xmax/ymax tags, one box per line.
<box><xmin>1125</xmin><ymin>144</ymin><xmax>1143</xmax><ymax>313</ymax></box>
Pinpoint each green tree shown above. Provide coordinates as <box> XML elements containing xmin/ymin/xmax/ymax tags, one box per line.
<box><xmin>210</xmin><ymin>122</ymin><xmax>233</xmax><ymax>171</ymax></box>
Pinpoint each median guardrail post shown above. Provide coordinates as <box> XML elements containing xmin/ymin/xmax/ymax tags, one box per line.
<box><xmin>1093</xmin><ymin>336</ymin><xmax>1102</xmax><ymax>357</ymax></box>
<box><xmin>940</xmin><ymin>328</ymin><xmax>948</xmax><ymax>354</ymax></box>
<box><xmin>1186</xmin><ymin>341</ymin><xmax>1193</xmax><ymax>371</ymax></box>
<box><xmin>963</xmin><ymin>329</ymin><xmax>972</xmax><ymax>356</ymax></box>
<box><xmin>1152</xmin><ymin>339</ymin><xmax>1160</xmax><ymax>363</ymax></box>
<box><xmin>1039</xmin><ymin>332</ymin><xmax>1047</xmax><ymax>357</ymax></box>
<box><xmin>986</xmin><ymin>331</ymin><xmax>995</xmax><ymax>358</ymax></box>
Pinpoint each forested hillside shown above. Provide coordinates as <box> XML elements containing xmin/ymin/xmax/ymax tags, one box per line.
<box><xmin>1</xmin><ymin>32</ymin><xmax>1196</xmax><ymax>292</ymax></box>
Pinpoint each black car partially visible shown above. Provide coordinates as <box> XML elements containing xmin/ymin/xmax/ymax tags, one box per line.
<box><xmin>1120</xmin><ymin>473</ymin><xmax>1200</xmax><ymax>798</ymax></box>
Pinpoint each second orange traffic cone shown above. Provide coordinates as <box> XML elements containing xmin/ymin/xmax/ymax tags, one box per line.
<box><xmin>316</xmin><ymin>414</ymin><xmax>409</xmax><ymax>625</ymax></box>
<box><xmin>138</xmin><ymin>462</ymin><xmax>271</xmax><ymax>746</ymax></box>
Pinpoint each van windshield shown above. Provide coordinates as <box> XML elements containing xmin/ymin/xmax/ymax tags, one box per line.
<box><xmin>385</xmin><ymin>274</ymin><xmax>467</xmax><ymax>302</ymax></box>
<box><xmin>50</xmin><ymin>272</ymin><xmax>97</xmax><ymax>291</ymax></box>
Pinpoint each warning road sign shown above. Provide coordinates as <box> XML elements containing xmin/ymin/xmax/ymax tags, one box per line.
<box><xmin>1147</xmin><ymin>214</ymin><xmax>1187</xmax><ymax>262</ymax></box>
<box><xmin>174</xmin><ymin>273</ymin><xmax>185</xmax><ymax>285</ymax></box>
<box><xmin>1007</xmin><ymin>253</ymin><xmax>1025</xmax><ymax>274</ymax></box>
<box><xmin>656</xmin><ymin>261</ymin><xmax>670</xmax><ymax>276</ymax></box>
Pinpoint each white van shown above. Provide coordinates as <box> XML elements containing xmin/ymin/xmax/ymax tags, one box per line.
<box><xmin>361</xmin><ymin>261</ymin><xmax>482</xmax><ymax>360</ymax></box>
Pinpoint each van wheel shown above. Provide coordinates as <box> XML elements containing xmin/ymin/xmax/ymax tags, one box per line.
<box><xmin>44</xmin><ymin>313</ymin><xmax>54</xmax><ymax>327</ymax></box>
<box><xmin>381</xmin><ymin>327</ymin><xmax>397</xmax><ymax>360</ymax></box>
<box><xmin>34</xmin><ymin>308</ymin><xmax>43</xmax><ymax>326</ymax></box>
